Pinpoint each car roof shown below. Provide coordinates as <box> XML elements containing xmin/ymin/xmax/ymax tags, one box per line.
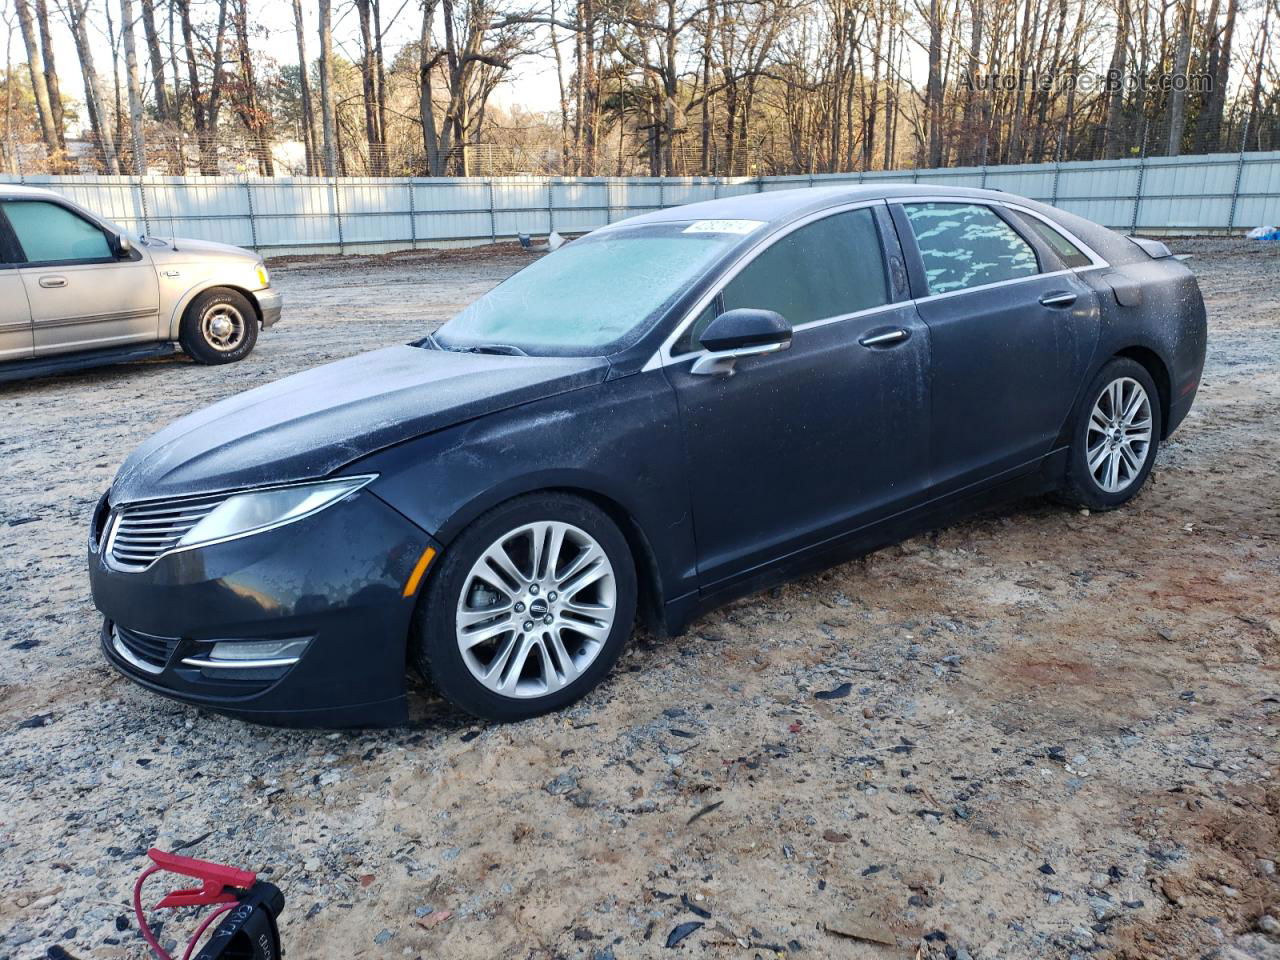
<box><xmin>0</xmin><ymin>183</ymin><xmax>68</xmax><ymax>201</ymax></box>
<box><xmin>619</xmin><ymin>183</ymin><xmax>1020</xmax><ymax>228</ymax></box>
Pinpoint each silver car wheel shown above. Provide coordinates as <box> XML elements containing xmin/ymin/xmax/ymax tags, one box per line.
<box><xmin>201</xmin><ymin>304</ymin><xmax>247</xmax><ymax>352</ymax></box>
<box><xmin>455</xmin><ymin>521</ymin><xmax>617</xmax><ymax>699</ymax></box>
<box><xmin>1086</xmin><ymin>376</ymin><xmax>1153</xmax><ymax>493</ymax></box>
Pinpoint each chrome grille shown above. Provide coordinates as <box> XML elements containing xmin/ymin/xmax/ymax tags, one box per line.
<box><xmin>107</xmin><ymin>493</ymin><xmax>226</xmax><ymax>569</ymax></box>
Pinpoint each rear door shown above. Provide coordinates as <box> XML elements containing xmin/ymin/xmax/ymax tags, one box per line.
<box><xmin>0</xmin><ymin>215</ymin><xmax>32</xmax><ymax>361</ymax></box>
<box><xmin>665</xmin><ymin>204</ymin><xmax>931</xmax><ymax>589</ymax></box>
<box><xmin>893</xmin><ymin>200</ymin><xmax>1100</xmax><ymax>494</ymax></box>
<box><xmin>2</xmin><ymin>199</ymin><xmax>160</xmax><ymax>356</ymax></box>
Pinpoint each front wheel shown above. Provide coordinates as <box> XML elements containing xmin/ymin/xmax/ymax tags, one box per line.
<box><xmin>412</xmin><ymin>493</ymin><xmax>638</xmax><ymax>722</ymax></box>
<box><xmin>179</xmin><ymin>288</ymin><xmax>259</xmax><ymax>365</ymax></box>
<box><xmin>1059</xmin><ymin>357</ymin><xmax>1163</xmax><ymax>510</ymax></box>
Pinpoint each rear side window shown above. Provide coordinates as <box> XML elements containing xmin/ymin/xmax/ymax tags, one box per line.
<box><xmin>719</xmin><ymin>208</ymin><xmax>889</xmax><ymax>327</ymax></box>
<box><xmin>903</xmin><ymin>202</ymin><xmax>1038</xmax><ymax>294</ymax></box>
<box><xmin>1016</xmin><ymin>212</ymin><xmax>1093</xmax><ymax>268</ymax></box>
<box><xmin>3</xmin><ymin>201</ymin><xmax>112</xmax><ymax>264</ymax></box>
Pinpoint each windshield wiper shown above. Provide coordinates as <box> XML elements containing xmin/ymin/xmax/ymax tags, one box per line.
<box><xmin>459</xmin><ymin>343</ymin><xmax>528</xmax><ymax>356</ymax></box>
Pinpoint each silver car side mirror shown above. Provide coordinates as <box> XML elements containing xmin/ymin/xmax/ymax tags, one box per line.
<box><xmin>115</xmin><ymin>233</ymin><xmax>134</xmax><ymax>257</ymax></box>
<box><xmin>690</xmin><ymin>339</ymin><xmax>791</xmax><ymax>376</ymax></box>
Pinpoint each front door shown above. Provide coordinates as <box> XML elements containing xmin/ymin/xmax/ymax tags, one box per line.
<box><xmin>895</xmin><ymin>200</ymin><xmax>1101</xmax><ymax>494</ymax></box>
<box><xmin>665</xmin><ymin>206</ymin><xmax>931</xmax><ymax>590</ymax></box>
<box><xmin>0</xmin><ymin>223</ymin><xmax>32</xmax><ymax>360</ymax></box>
<box><xmin>2</xmin><ymin>200</ymin><xmax>159</xmax><ymax>357</ymax></box>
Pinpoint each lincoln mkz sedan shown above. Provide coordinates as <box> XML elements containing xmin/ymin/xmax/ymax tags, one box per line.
<box><xmin>89</xmin><ymin>185</ymin><xmax>1206</xmax><ymax>726</ymax></box>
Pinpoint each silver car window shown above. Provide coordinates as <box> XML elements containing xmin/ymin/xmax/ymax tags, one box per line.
<box><xmin>4</xmin><ymin>201</ymin><xmax>113</xmax><ymax>264</ymax></box>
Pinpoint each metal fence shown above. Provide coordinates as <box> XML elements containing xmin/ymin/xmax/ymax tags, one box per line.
<box><xmin>4</xmin><ymin>150</ymin><xmax>1279</xmax><ymax>257</ymax></box>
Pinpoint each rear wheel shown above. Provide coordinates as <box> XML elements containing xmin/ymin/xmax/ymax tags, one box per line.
<box><xmin>412</xmin><ymin>493</ymin><xmax>637</xmax><ymax>721</ymax></box>
<box><xmin>1059</xmin><ymin>357</ymin><xmax>1162</xmax><ymax>510</ymax></box>
<box><xmin>179</xmin><ymin>288</ymin><xmax>258</xmax><ymax>365</ymax></box>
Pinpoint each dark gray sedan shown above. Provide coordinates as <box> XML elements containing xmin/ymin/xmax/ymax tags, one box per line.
<box><xmin>90</xmin><ymin>185</ymin><xmax>1206</xmax><ymax>726</ymax></box>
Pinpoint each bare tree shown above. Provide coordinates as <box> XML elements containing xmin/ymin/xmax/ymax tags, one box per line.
<box><xmin>292</xmin><ymin>0</ymin><xmax>320</xmax><ymax>174</ymax></box>
<box><xmin>60</xmin><ymin>0</ymin><xmax>121</xmax><ymax>173</ymax></box>
<box><xmin>120</xmin><ymin>0</ymin><xmax>147</xmax><ymax>173</ymax></box>
<box><xmin>318</xmin><ymin>0</ymin><xmax>339</xmax><ymax>175</ymax></box>
<box><xmin>228</xmin><ymin>0</ymin><xmax>272</xmax><ymax>173</ymax></box>
<box><xmin>13</xmin><ymin>0</ymin><xmax>59</xmax><ymax>167</ymax></box>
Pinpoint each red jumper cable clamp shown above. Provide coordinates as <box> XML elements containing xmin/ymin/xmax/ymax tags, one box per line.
<box><xmin>133</xmin><ymin>848</ymin><xmax>285</xmax><ymax>960</ymax></box>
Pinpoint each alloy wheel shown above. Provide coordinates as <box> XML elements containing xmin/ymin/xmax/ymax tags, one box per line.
<box><xmin>455</xmin><ymin>521</ymin><xmax>617</xmax><ymax>699</ymax></box>
<box><xmin>201</xmin><ymin>304</ymin><xmax>247</xmax><ymax>352</ymax></box>
<box><xmin>1086</xmin><ymin>376</ymin><xmax>1153</xmax><ymax>493</ymax></box>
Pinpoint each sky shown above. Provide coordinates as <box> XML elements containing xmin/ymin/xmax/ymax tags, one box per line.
<box><xmin>2</xmin><ymin>0</ymin><xmax>565</xmax><ymax>137</ymax></box>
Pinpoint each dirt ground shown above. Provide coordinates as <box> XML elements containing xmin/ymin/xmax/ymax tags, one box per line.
<box><xmin>1</xmin><ymin>238</ymin><xmax>1277</xmax><ymax>960</ymax></box>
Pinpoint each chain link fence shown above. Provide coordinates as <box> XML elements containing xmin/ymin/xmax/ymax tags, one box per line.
<box><xmin>3</xmin><ymin>149</ymin><xmax>1278</xmax><ymax>257</ymax></box>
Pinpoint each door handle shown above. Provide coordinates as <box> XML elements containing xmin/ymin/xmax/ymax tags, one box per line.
<box><xmin>38</xmin><ymin>275</ymin><xmax>67</xmax><ymax>288</ymax></box>
<box><xmin>859</xmin><ymin>328</ymin><xmax>909</xmax><ymax>348</ymax></box>
<box><xmin>1039</xmin><ymin>291</ymin><xmax>1077</xmax><ymax>308</ymax></box>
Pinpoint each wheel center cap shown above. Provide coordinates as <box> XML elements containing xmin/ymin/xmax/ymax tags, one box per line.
<box><xmin>528</xmin><ymin>598</ymin><xmax>549</xmax><ymax>618</ymax></box>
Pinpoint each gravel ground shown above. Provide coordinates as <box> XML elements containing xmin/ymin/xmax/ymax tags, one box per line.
<box><xmin>0</xmin><ymin>239</ymin><xmax>1277</xmax><ymax>960</ymax></box>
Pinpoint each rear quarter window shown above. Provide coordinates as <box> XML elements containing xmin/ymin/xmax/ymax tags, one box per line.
<box><xmin>1014</xmin><ymin>212</ymin><xmax>1093</xmax><ymax>269</ymax></box>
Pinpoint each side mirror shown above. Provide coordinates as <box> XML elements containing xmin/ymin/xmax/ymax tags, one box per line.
<box><xmin>691</xmin><ymin>308</ymin><xmax>792</xmax><ymax>376</ymax></box>
<box><xmin>114</xmin><ymin>233</ymin><xmax>134</xmax><ymax>257</ymax></box>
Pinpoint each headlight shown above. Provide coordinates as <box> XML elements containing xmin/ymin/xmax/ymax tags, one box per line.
<box><xmin>255</xmin><ymin>263</ymin><xmax>270</xmax><ymax>287</ymax></box>
<box><xmin>177</xmin><ymin>476</ymin><xmax>374</xmax><ymax>549</ymax></box>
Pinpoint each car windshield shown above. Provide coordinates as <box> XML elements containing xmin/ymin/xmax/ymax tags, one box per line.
<box><xmin>432</xmin><ymin>221</ymin><xmax>760</xmax><ymax>356</ymax></box>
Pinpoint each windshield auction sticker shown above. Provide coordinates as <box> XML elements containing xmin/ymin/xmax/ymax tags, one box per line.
<box><xmin>682</xmin><ymin>219</ymin><xmax>766</xmax><ymax>235</ymax></box>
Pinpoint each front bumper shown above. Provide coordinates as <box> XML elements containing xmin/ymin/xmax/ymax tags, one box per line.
<box><xmin>89</xmin><ymin>485</ymin><xmax>436</xmax><ymax>728</ymax></box>
<box><xmin>256</xmin><ymin>288</ymin><xmax>283</xmax><ymax>328</ymax></box>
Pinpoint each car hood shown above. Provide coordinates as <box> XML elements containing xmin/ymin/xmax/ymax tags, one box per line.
<box><xmin>111</xmin><ymin>346</ymin><xmax>610</xmax><ymax>504</ymax></box>
<box><xmin>144</xmin><ymin>236</ymin><xmax>259</xmax><ymax>264</ymax></box>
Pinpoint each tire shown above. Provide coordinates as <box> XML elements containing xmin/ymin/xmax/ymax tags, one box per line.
<box><xmin>1058</xmin><ymin>357</ymin><xmax>1163</xmax><ymax>510</ymax></box>
<box><xmin>412</xmin><ymin>493</ymin><xmax>638</xmax><ymax>722</ymax></box>
<box><xmin>179</xmin><ymin>288</ymin><xmax>259</xmax><ymax>365</ymax></box>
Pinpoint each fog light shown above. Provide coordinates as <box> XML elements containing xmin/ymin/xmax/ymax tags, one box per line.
<box><xmin>181</xmin><ymin>637</ymin><xmax>310</xmax><ymax>669</ymax></box>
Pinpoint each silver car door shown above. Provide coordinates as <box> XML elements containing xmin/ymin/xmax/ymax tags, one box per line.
<box><xmin>3</xmin><ymin>199</ymin><xmax>159</xmax><ymax>356</ymax></box>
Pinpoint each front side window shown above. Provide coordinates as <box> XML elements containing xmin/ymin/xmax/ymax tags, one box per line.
<box><xmin>720</xmin><ymin>207</ymin><xmax>889</xmax><ymax>328</ymax></box>
<box><xmin>903</xmin><ymin>202</ymin><xmax>1038</xmax><ymax>295</ymax></box>
<box><xmin>3</xmin><ymin>201</ymin><xmax>113</xmax><ymax>264</ymax></box>
<box><xmin>434</xmin><ymin>221</ymin><xmax>754</xmax><ymax>356</ymax></box>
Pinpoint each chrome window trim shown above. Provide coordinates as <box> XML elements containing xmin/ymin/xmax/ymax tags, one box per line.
<box><xmin>642</xmin><ymin>198</ymin><xmax>889</xmax><ymax>372</ymax></box>
<box><xmin>642</xmin><ymin>195</ymin><xmax>1111</xmax><ymax>372</ymax></box>
<box><xmin>103</xmin><ymin>475</ymin><xmax>377</xmax><ymax>573</ymax></box>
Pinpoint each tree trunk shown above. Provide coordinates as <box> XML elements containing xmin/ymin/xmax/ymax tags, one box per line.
<box><xmin>1166</xmin><ymin>0</ymin><xmax>1192</xmax><ymax>155</ymax></box>
<box><xmin>1101</xmin><ymin>0</ymin><xmax>1129</xmax><ymax>159</ymax></box>
<box><xmin>292</xmin><ymin>0</ymin><xmax>319</xmax><ymax>175</ymax></box>
<box><xmin>231</xmin><ymin>0</ymin><xmax>273</xmax><ymax>174</ymax></box>
<box><xmin>318</xmin><ymin>0</ymin><xmax>339</xmax><ymax>176</ymax></box>
<box><xmin>926</xmin><ymin>0</ymin><xmax>944</xmax><ymax>167</ymax></box>
<box><xmin>66</xmin><ymin>0</ymin><xmax>120</xmax><ymax>173</ymax></box>
<box><xmin>1195</xmin><ymin>0</ymin><xmax>1235</xmax><ymax>151</ymax></box>
<box><xmin>120</xmin><ymin>0</ymin><xmax>148</xmax><ymax>174</ymax></box>
<box><xmin>355</xmin><ymin>0</ymin><xmax>385</xmax><ymax>175</ymax></box>
<box><xmin>13</xmin><ymin>0</ymin><xmax>59</xmax><ymax>168</ymax></box>
<box><xmin>419</xmin><ymin>0</ymin><xmax>442</xmax><ymax>174</ymax></box>
<box><xmin>34</xmin><ymin>0</ymin><xmax>66</xmax><ymax>168</ymax></box>
<box><xmin>549</xmin><ymin>0</ymin><xmax>572</xmax><ymax>173</ymax></box>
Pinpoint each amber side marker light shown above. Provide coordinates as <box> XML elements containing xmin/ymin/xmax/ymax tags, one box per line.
<box><xmin>402</xmin><ymin>546</ymin><xmax>438</xmax><ymax>598</ymax></box>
